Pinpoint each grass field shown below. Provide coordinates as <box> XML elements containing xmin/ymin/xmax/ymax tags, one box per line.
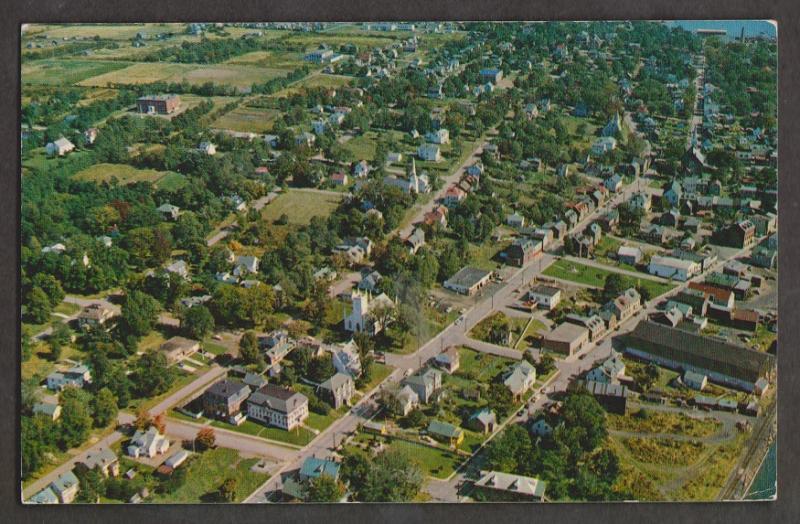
<box><xmin>22</xmin><ymin>59</ymin><xmax>130</xmax><ymax>86</ymax></box>
<box><xmin>155</xmin><ymin>171</ymin><xmax>189</xmax><ymax>191</ymax></box>
<box><xmin>171</xmin><ymin>64</ymin><xmax>289</xmax><ymax>90</ymax></box>
<box><xmin>73</xmin><ymin>163</ymin><xmax>182</xmax><ymax>186</ymax></box>
<box><xmin>543</xmin><ymin>259</ymin><xmax>676</xmax><ymax>298</ymax></box>
<box><xmin>260</xmin><ymin>189</ymin><xmax>343</xmax><ymax>226</ymax></box>
<box><xmin>24</xmin><ymin>23</ymin><xmax>185</xmax><ymax>41</ymax></box>
<box><xmin>608</xmin><ymin>409</ymin><xmax>722</xmax><ymax>438</ymax></box>
<box><xmin>272</xmin><ymin>74</ymin><xmax>353</xmax><ymax>97</ymax></box>
<box><xmin>623</xmin><ymin>437</ymin><xmax>707</xmax><ymax>466</ymax></box>
<box><xmin>77</xmin><ymin>62</ymin><xmax>193</xmax><ymax>86</ymax></box>
<box><xmin>211</xmin><ymin>105</ymin><xmax>280</xmax><ymax>133</ymax></box>
<box><xmin>151</xmin><ymin>447</ymin><xmax>267</xmax><ymax>503</ymax></box>
<box><xmin>350</xmin><ymin>433</ymin><xmax>462</xmax><ymax>479</ymax></box>
<box><xmin>225</xmin><ymin>50</ymin><xmax>306</xmax><ymax>69</ymax></box>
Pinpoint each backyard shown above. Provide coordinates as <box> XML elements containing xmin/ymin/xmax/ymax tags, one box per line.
<box><xmin>260</xmin><ymin>189</ymin><xmax>343</xmax><ymax>226</ymax></box>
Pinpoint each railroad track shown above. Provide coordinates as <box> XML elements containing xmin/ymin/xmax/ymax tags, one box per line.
<box><xmin>717</xmin><ymin>401</ymin><xmax>776</xmax><ymax>500</ymax></box>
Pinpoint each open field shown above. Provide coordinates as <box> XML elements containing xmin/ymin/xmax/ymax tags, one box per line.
<box><xmin>260</xmin><ymin>190</ymin><xmax>343</xmax><ymax>226</ymax></box>
<box><xmin>24</xmin><ymin>23</ymin><xmax>185</xmax><ymax>41</ymax></box>
<box><xmin>225</xmin><ymin>50</ymin><xmax>306</xmax><ymax>69</ymax></box>
<box><xmin>78</xmin><ymin>61</ymin><xmax>288</xmax><ymax>90</ymax></box>
<box><xmin>22</xmin><ymin>59</ymin><xmax>130</xmax><ymax>86</ymax></box>
<box><xmin>77</xmin><ymin>62</ymin><xmax>193</xmax><ymax>86</ymax></box>
<box><xmin>171</xmin><ymin>64</ymin><xmax>289</xmax><ymax>90</ymax></box>
<box><xmin>543</xmin><ymin>259</ymin><xmax>676</xmax><ymax>298</ymax></box>
<box><xmin>272</xmin><ymin>74</ymin><xmax>353</xmax><ymax>97</ymax></box>
<box><xmin>608</xmin><ymin>408</ymin><xmax>722</xmax><ymax>438</ymax></box>
<box><xmin>151</xmin><ymin>447</ymin><xmax>268</xmax><ymax>503</ymax></box>
<box><xmin>211</xmin><ymin>105</ymin><xmax>280</xmax><ymax>133</ymax></box>
<box><xmin>73</xmin><ymin>163</ymin><xmax>184</xmax><ymax>187</ymax></box>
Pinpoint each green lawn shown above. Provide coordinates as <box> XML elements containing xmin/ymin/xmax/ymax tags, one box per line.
<box><xmin>151</xmin><ymin>447</ymin><xmax>267</xmax><ymax>503</ymax></box>
<box><xmin>260</xmin><ymin>189</ymin><xmax>343</xmax><ymax>226</ymax></box>
<box><xmin>22</xmin><ymin>59</ymin><xmax>130</xmax><ymax>86</ymax></box>
<box><xmin>73</xmin><ymin>163</ymin><xmax>181</xmax><ymax>186</ymax></box>
<box><xmin>202</xmin><ymin>341</ymin><xmax>229</xmax><ymax>356</ymax></box>
<box><xmin>361</xmin><ymin>362</ymin><xmax>393</xmax><ymax>391</ymax></box>
<box><xmin>543</xmin><ymin>259</ymin><xmax>675</xmax><ymax>298</ymax></box>
<box><xmin>350</xmin><ymin>433</ymin><xmax>462</xmax><ymax>479</ymax></box>
<box><xmin>454</xmin><ymin>347</ymin><xmax>513</xmax><ymax>383</ymax></box>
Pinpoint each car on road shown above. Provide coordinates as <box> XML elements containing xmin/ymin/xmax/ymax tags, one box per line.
<box><xmin>404</xmin><ymin>368</ymin><xmax>414</xmax><ymax>378</ymax></box>
<box><xmin>212</xmin><ymin>334</ymin><xmax>222</xmax><ymax>341</ymax></box>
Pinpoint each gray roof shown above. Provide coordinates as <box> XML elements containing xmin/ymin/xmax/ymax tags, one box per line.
<box><xmin>319</xmin><ymin>372</ymin><xmax>354</xmax><ymax>392</ymax></box>
<box><xmin>624</xmin><ymin>321</ymin><xmax>775</xmax><ymax>383</ymax></box>
<box><xmin>80</xmin><ymin>447</ymin><xmax>118</xmax><ymax>471</ymax></box>
<box><xmin>445</xmin><ymin>267</ymin><xmax>491</xmax><ymax>288</ymax></box>
<box><xmin>248</xmin><ymin>384</ymin><xmax>308</xmax><ymax>414</ymax></box>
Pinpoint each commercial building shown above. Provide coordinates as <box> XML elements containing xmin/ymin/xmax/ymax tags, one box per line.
<box><xmin>622</xmin><ymin>320</ymin><xmax>775</xmax><ymax>392</ymax></box>
<box><xmin>542</xmin><ymin>322</ymin><xmax>589</xmax><ymax>356</ymax></box>
<box><xmin>443</xmin><ymin>267</ymin><xmax>492</xmax><ymax>296</ymax></box>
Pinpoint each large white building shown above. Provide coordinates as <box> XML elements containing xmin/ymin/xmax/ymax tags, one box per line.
<box><xmin>247</xmin><ymin>384</ymin><xmax>309</xmax><ymax>431</ymax></box>
<box><xmin>648</xmin><ymin>255</ymin><xmax>701</xmax><ymax>281</ymax></box>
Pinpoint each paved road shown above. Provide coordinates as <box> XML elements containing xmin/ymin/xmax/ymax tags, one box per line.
<box><xmin>146</xmin><ymin>365</ymin><xmax>227</xmax><ymax>417</ymax></box>
<box><xmin>118</xmin><ymin>412</ymin><xmax>297</xmax><ymax>463</ymax></box>
<box><xmin>22</xmin><ymin>430</ymin><xmax>124</xmax><ymax>500</ymax></box>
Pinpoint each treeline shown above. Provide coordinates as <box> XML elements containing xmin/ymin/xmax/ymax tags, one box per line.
<box><xmin>140</xmin><ymin>36</ymin><xmax>275</xmax><ymax>64</ymax></box>
<box><xmin>22</xmin><ymin>39</ymin><xmax>121</xmax><ymax>60</ymax></box>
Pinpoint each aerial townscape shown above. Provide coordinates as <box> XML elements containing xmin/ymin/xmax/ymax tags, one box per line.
<box><xmin>20</xmin><ymin>21</ymin><xmax>777</xmax><ymax>504</ymax></box>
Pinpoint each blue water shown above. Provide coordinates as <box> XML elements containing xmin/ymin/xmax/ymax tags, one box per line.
<box><xmin>746</xmin><ymin>442</ymin><xmax>776</xmax><ymax>500</ymax></box>
<box><xmin>665</xmin><ymin>20</ymin><xmax>777</xmax><ymax>40</ymax></box>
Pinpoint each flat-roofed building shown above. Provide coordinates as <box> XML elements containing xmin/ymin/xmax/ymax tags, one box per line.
<box><xmin>443</xmin><ymin>267</ymin><xmax>492</xmax><ymax>296</ymax></box>
<box><xmin>542</xmin><ymin>322</ymin><xmax>589</xmax><ymax>356</ymax></box>
<box><xmin>474</xmin><ymin>470</ymin><xmax>547</xmax><ymax>502</ymax></box>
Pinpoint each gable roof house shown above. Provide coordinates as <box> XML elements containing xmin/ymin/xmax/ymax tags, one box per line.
<box><xmin>327</xmin><ymin>339</ymin><xmax>363</xmax><ymax>378</ymax></box>
<box><xmin>77</xmin><ymin>303</ymin><xmax>116</xmax><ymax>329</ymax></box>
<box><xmin>46</xmin><ymin>364</ymin><xmax>92</xmax><ymax>391</ymax></box>
<box><xmin>427</xmin><ymin>420</ymin><xmax>464</xmax><ymax>446</ymax></box>
<box><xmin>157</xmin><ymin>203</ymin><xmax>180</xmax><ymax>221</ymax></box>
<box><xmin>394</xmin><ymin>384</ymin><xmax>420</xmax><ymax>416</ymax></box>
<box><xmin>233</xmin><ymin>255</ymin><xmax>259</xmax><ymax>276</ymax></box>
<box><xmin>159</xmin><ymin>336</ymin><xmax>200</xmax><ymax>365</ymax></box>
<box><xmin>50</xmin><ymin>470</ymin><xmax>80</xmax><ymax>504</ymax></box>
<box><xmin>46</xmin><ymin>137</ymin><xmax>75</xmax><ymax>157</ymax></box>
<box><xmin>317</xmin><ymin>372</ymin><xmax>356</xmax><ymax>409</ymax></box>
<box><xmin>405</xmin><ymin>227</ymin><xmax>426</xmax><ymax>255</ymax></box>
<box><xmin>77</xmin><ymin>448</ymin><xmax>120</xmax><ymax>478</ymax></box>
<box><xmin>127</xmin><ymin>427</ymin><xmax>169</xmax><ymax>458</ymax></box>
<box><xmin>404</xmin><ymin>367</ymin><xmax>443</xmax><ymax>404</ymax></box>
<box><xmin>503</xmin><ymin>361</ymin><xmax>537</xmax><ymax>400</ymax></box>
<box><xmin>202</xmin><ymin>379</ymin><xmax>252</xmax><ymax>424</ymax></box>
<box><xmin>467</xmin><ymin>408</ymin><xmax>497</xmax><ymax>434</ymax></box>
<box><xmin>434</xmin><ymin>346</ymin><xmax>460</xmax><ymax>374</ymax></box>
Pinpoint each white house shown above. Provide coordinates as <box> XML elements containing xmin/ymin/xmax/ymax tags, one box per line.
<box><xmin>328</xmin><ymin>339</ymin><xmax>363</xmax><ymax>377</ymax></box>
<box><xmin>527</xmin><ymin>285</ymin><xmax>562</xmax><ymax>311</ymax></box>
<box><xmin>46</xmin><ymin>364</ymin><xmax>92</xmax><ymax>391</ymax></box>
<box><xmin>353</xmin><ymin>160</ymin><xmax>370</xmax><ymax>178</ymax></box>
<box><xmin>648</xmin><ymin>255</ymin><xmax>701</xmax><ymax>281</ymax></box>
<box><xmin>197</xmin><ymin>142</ymin><xmax>216</xmax><ymax>155</ymax></box>
<box><xmin>591</xmin><ymin>136</ymin><xmax>617</xmax><ymax>156</ymax></box>
<box><xmin>417</xmin><ymin>143</ymin><xmax>442</xmax><ymax>162</ymax></box>
<box><xmin>425</xmin><ymin>128</ymin><xmax>450</xmax><ymax>144</ymax></box>
<box><xmin>127</xmin><ymin>427</ymin><xmax>169</xmax><ymax>458</ymax></box>
<box><xmin>46</xmin><ymin>137</ymin><xmax>75</xmax><ymax>157</ymax></box>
